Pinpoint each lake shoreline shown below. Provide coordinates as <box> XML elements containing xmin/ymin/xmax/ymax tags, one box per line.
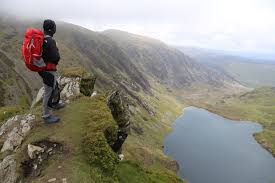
<box><xmin>196</xmin><ymin>106</ymin><xmax>275</xmax><ymax>157</ymax></box>
<box><xmin>164</xmin><ymin>106</ymin><xmax>275</xmax><ymax>183</ymax></box>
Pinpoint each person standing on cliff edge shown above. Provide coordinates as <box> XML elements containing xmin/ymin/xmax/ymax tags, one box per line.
<box><xmin>38</xmin><ymin>19</ymin><xmax>65</xmax><ymax>123</ymax></box>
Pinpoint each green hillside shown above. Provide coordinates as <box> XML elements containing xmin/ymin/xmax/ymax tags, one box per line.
<box><xmin>14</xmin><ymin>94</ymin><xmax>183</xmax><ymax>183</ymax></box>
<box><xmin>0</xmin><ymin>15</ymin><xmax>247</xmax><ymax>183</ymax></box>
<box><xmin>195</xmin><ymin>87</ymin><xmax>275</xmax><ymax>157</ymax></box>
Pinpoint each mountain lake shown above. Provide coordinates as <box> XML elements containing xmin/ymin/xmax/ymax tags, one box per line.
<box><xmin>164</xmin><ymin>107</ymin><xmax>275</xmax><ymax>183</ymax></box>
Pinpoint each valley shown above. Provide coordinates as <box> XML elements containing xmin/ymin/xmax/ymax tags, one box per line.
<box><xmin>178</xmin><ymin>46</ymin><xmax>275</xmax><ymax>88</ymax></box>
<box><xmin>0</xmin><ymin>15</ymin><xmax>274</xmax><ymax>183</ymax></box>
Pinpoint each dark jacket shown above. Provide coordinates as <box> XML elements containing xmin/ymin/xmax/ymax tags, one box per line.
<box><xmin>42</xmin><ymin>35</ymin><xmax>60</xmax><ymax>71</ymax></box>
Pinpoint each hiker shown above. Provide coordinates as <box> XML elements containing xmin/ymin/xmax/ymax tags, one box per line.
<box><xmin>107</xmin><ymin>91</ymin><xmax>131</xmax><ymax>161</ymax></box>
<box><xmin>38</xmin><ymin>19</ymin><xmax>65</xmax><ymax>123</ymax></box>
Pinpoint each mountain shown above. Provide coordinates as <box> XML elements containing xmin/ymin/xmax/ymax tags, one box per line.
<box><xmin>0</xmin><ymin>15</ymin><xmax>247</xmax><ymax>183</ymax></box>
<box><xmin>178</xmin><ymin>46</ymin><xmax>275</xmax><ymax>87</ymax></box>
<box><xmin>102</xmin><ymin>30</ymin><xmax>242</xmax><ymax>90</ymax></box>
<box><xmin>0</xmin><ymin>17</ymin><xmax>245</xmax><ymax>107</ymax></box>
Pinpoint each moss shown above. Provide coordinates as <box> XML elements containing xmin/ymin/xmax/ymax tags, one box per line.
<box><xmin>60</xmin><ymin>66</ymin><xmax>92</xmax><ymax>78</ymax></box>
<box><xmin>81</xmin><ymin>95</ymin><xmax>119</xmax><ymax>176</ymax></box>
<box><xmin>117</xmin><ymin>161</ymin><xmax>184</xmax><ymax>183</ymax></box>
<box><xmin>82</xmin><ymin>132</ymin><xmax>119</xmax><ymax>176</ymax></box>
<box><xmin>80</xmin><ymin>76</ymin><xmax>96</xmax><ymax>96</ymax></box>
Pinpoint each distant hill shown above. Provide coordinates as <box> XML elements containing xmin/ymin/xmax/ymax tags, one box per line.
<box><xmin>177</xmin><ymin>46</ymin><xmax>275</xmax><ymax>87</ymax></box>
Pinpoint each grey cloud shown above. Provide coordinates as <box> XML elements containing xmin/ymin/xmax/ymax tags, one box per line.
<box><xmin>1</xmin><ymin>0</ymin><xmax>275</xmax><ymax>55</ymax></box>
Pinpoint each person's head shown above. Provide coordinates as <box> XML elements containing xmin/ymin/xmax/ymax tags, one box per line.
<box><xmin>43</xmin><ymin>19</ymin><xmax>56</xmax><ymax>36</ymax></box>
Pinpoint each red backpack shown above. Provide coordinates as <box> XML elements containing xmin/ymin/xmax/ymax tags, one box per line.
<box><xmin>21</xmin><ymin>28</ymin><xmax>46</xmax><ymax>72</ymax></box>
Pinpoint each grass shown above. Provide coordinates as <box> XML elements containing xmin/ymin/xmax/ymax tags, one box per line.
<box><xmin>195</xmin><ymin>87</ymin><xmax>275</xmax><ymax>156</ymax></box>
<box><xmin>0</xmin><ymin>105</ymin><xmax>25</xmax><ymax>126</ymax></box>
<box><xmin>118</xmin><ymin>161</ymin><xmax>183</xmax><ymax>183</ymax></box>
<box><xmin>59</xmin><ymin>66</ymin><xmax>92</xmax><ymax>78</ymax></box>
<box><xmin>13</xmin><ymin>94</ymin><xmax>184</xmax><ymax>183</ymax></box>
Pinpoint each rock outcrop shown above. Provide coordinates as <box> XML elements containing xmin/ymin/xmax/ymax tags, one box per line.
<box><xmin>0</xmin><ymin>155</ymin><xmax>17</xmax><ymax>183</ymax></box>
<box><xmin>0</xmin><ymin>70</ymin><xmax>97</xmax><ymax>183</ymax></box>
<box><xmin>32</xmin><ymin>74</ymin><xmax>96</xmax><ymax>107</ymax></box>
<box><xmin>106</xmin><ymin>91</ymin><xmax>131</xmax><ymax>153</ymax></box>
<box><xmin>1</xmin><ymin>114</ymin><xmax>35</xmax><ymax>152</ymax></box>
<box><xmin>0</xmin><ymin>114</ymin><xmax>34</xmax><ymax>183</ymax></box>
<box><xmin>59</xmin><ymin>77</ymin><xmax>81</xmax><ymax>99</ymax></box>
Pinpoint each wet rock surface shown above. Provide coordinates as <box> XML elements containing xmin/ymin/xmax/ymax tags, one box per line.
<box><xmin>22</xmin><ymin>140</ymin><xmax>63</xmax><ymax>178</ymax></box>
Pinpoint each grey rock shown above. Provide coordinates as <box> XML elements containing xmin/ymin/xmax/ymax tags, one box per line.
<box><xmin>48</xmin><ymin>178</ymin><xmax>57</xmax><ymax>182</ymax></box>
<box><xmin>0</xmin><ymin>115</ymin><xmax>21</xmax><ymax>137</ymax></box>
<box><xmin>21</xmin><ymin>122</ymin><xmax>31</xmax><ymax>136</ymax></box>
<box><xmin>1</xmin><ymin>114</ymin><xmax>35</xmax><ymax>152</ymax></box>
<box><xmin>60</xmin><ymin>78</ymin><xmax>81</xmax><ymax>99</ymax></box>
<box><xmin>27</xmin><ymin>144</ymin><xmax>44</xmax><ymax>159</ymax></box>
<box><xmin>1</xmin><ymin>127</ymin><xmax>24</xmax><ymax>152</ymax></box>
<box><xmin>0</xmin><ymin>155</ymin><xmax>17</xmax><ymax>183</ymax></box>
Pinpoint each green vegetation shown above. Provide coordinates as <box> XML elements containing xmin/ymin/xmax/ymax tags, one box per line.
<box><xmin>14</xmin><ymin>94</ymin><xmax>184</xmax><ymax>183</ymax></box>
<box><xmin>0</xmin><ymin>16</ymin><xmax>237</xmax><ymax>183</ymax></box>
<box><xmin>60</xmin><ymin>66</ymin><xmax>92</xmax><ymax>78</ymax></box>
<box><xmin>198</xmin><ymin>87</ymin><xmax>275</xmax><ymax>156</ymax></box>
<box><xmin>0</xmin><ymin>105</ymin><xmax>24</xmax><ymax>125</ymax></box>
<box><xmin>118</xmin><ymin>161</ymin><xmax>183</xmax><ymax>183</ymax></box>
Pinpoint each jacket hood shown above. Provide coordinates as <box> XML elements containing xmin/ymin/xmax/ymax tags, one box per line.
<box><xmin>43</xmin><ymin>19</ymin><xmax>56</xmax><ymax>37</ymax></box>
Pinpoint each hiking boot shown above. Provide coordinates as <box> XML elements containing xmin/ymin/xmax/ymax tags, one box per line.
<box><xmin>51</xmin><ymin>101</ymin><xmax>66</xmax><ymax>110</ymax></box>
<box><xmin>118</xmin><ymin>154</ymin><xmax>124</xmax><ymax>161</ymax></box>
<box><xmin>43</xmin><ymin>115</ymin><xmax>60</xmax><ymax>124</ymax></box>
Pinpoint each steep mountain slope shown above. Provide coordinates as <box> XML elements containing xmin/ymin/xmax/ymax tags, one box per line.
<box><xmin>102</xmin><ymin>30</ymin><xmax>242</xmax><ymax>89</ymax></box>
<box><xmin>0</xmin><ymin>15</ymin><xmax>247</xmax><ymax>183</ymax></box>
<box><xmin>0</xmin><ymin>17</ymin><xmax>245</xmax><ymax>106</ymax></box>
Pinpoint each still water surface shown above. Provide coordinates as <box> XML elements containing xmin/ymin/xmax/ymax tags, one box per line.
<box><xmin>164</xmin><ymin>107</ymin><xmax>275</xmax><ymax>183</ymax></box>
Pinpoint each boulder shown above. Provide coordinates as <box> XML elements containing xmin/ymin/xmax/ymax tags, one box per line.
<box><xmin>27</xmin><ymin>144</ymin><xmax>45</xmax><ymax>159</ymax></box>
<box><xmin>0</xmin><ymin>155</ymin><xmax>17</xmax><ymax>183</ymax></box>
<box><xmin>1</xmin><ymin>127</ymin><xmax>24</xmax><ymax>152</ymax></box>
<box><xmin>1</xmin><ymin>114</ymin><xmax>35</xmax><ymax>152</ymax></box>
<box><xmin>60</xmin><ymin>77</ymin><xmax>81</xmax><ymax>98</ymax></box>
<box><xmin>32</xmin><ymin>72</ymin><xmax>97</xmax><ymax>106</ymax></box>
<box><xmin>0</xmin><ymin>115</ymin><xmax>21</xmax><ymax>137</ymax></box>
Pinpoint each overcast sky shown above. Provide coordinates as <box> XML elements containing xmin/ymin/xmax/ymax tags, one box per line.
<box><xmin>1</xmin><ymin>0</ymin><xmax>275</xmax><ymax>56</ymax></box>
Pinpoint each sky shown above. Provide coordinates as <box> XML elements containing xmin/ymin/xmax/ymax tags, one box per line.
<box><xmin>1</xmin><ymin>0</ymin><xmax>275</xmax><ymax>57</ymax></box>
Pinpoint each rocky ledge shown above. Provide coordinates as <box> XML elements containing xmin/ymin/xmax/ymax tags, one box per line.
<box><xmin>0</xmin><ymin>71</ymin><xmax>96</xmax><ymax>183</ymax></box>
